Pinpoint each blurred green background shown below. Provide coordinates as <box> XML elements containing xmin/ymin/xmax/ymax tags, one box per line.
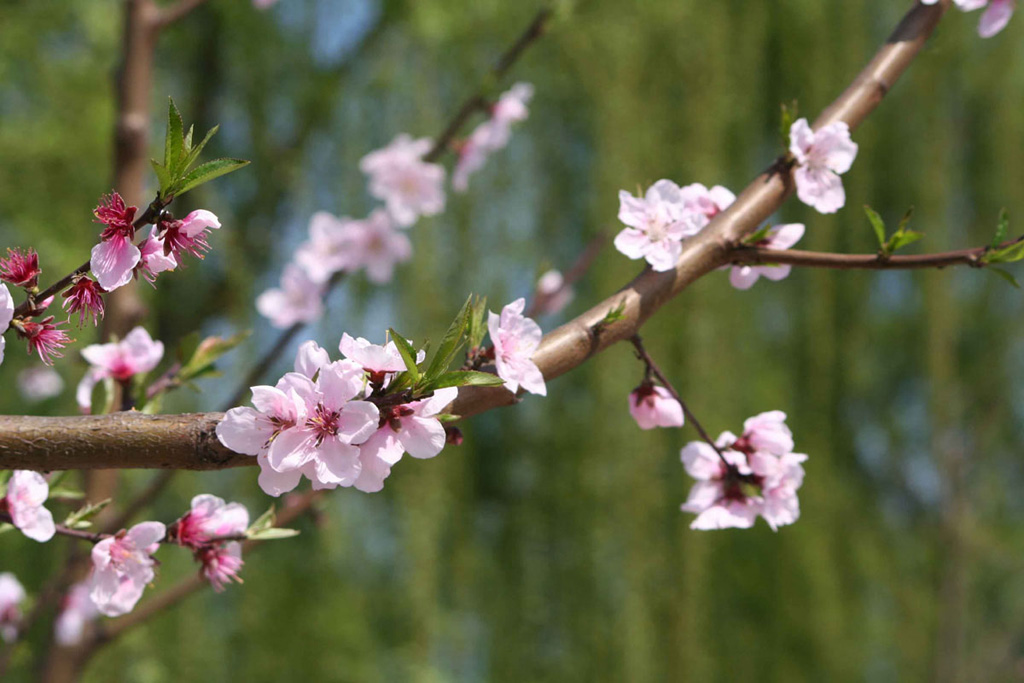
<box><xmin>2</xmin><ymin>0</ymin><xmax>1024</xmax><ymax>680</ymax></box>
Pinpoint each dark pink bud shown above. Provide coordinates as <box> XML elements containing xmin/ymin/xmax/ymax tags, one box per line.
<box><xmin>61</xmin><ymin>276</ymin><xmax>105</xmax><ymax>327</ymax></box>
<box><xmin>93</xmin><ymin>192</ymin><xmax>137</xmax><ymax>242</ymax></box>
<box><xmin>0</xmin><ymin>248</ymin><xmax>41</xmax><ymax>289</ymax></box>
<box><xmin>17</xmin><ymin>317</ymin><xmax>72</xmax><ymax>365</ymax></box>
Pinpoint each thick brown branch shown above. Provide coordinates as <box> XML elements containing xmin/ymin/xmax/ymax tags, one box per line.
<box><xmin>0</xmin><ymin>2</ymin><xmax>948</xmax><ymax>471</ymax></box>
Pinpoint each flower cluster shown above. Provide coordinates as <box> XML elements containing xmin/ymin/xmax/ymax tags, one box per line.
<box><xmin>614</xmin><ymin>180</ymin><xmax>734</xmax><ymax>272</ymax></box>
<box><xmin>923</xmin><ymin>0</ymin><xmax>1015</xmax><ymax>37</ymax></box>
<box><xmin>0</xmin><ymin>573</ymin><xmax>25</xmax><ymax>643</ymax></box>
<box><xmin>76</xmin><ymin>326</ymin><xmax>164</xmax><ymax>413</ymax></box>
<box><xmin>1</xmin><ymin>470</ymin><xmax>56</xmax><ymax>542</ymax></box>
<box><xmin>89</xmin><ymin>521</ymin><xmax>165</xmax><ymax>617</ymax></box>
<box><xmin>453</xmin><ymin>83</ymin><xmax>534</xmax><ymax>191</ymax></box>
<box><xmin>788</xmin><ymin>118</ymin><xmax>858</xmax><ymax>214</ymax></box>
<box><xmin>217</xmin><ymin>337</ymin><xmax>459</xmax><ymax>495</ymax></box>
<box><xmin>167</xmin><ymin>494</ymin><xmax>250</xmax><ymax>591</ymax></box>
<box><xmin>680</xmin><ymin>411</ymin><xmax>807</xmax><ymax>531</ymax></box>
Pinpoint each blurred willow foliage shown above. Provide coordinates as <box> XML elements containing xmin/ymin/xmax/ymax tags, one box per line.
<box><xmin>2</xmin><ymin>0</ymin><xmax>1024</xmax><ymax>681</ymax></box>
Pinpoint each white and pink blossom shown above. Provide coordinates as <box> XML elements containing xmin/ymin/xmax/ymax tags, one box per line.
<box><xmin>453</xmin><ymin>83</ymin><xmax>533</xmax><ymax>191</ymax></box>
<box><xmin>346</xmin><ymin>210</ymin><xmax>413</xmax><ymax>284</ymax></box>
<box><xmin>54</xmin><ymin>582</ymin><xmax>99</xmax><ymax>646</ymax></box>
<box><xmin>159</xmin><ymin>209</ymin><xmax>221</xmax><ymax>262</ymax></box>
<box><xmin>294</xmin><ymin>340</ymin><xmax>330</xmax><ymax>379</ymax></box>
<box><xmin>0</xmin><ymin>283</ymin><xmax>14</xmax><ymax>366</ymax></box>
<box><xmin>294</xmin><ymin>211</ymin><xmax>360</xmax><ymax>283</ymax></box>
<box><xmin>136</xmin><ymin>228</ymin><xmax>178</xmax><ymax>285</ymax></box>
<box><xmin>18</xmin><ymin>366</ymin><xmax>65</xmax><ymax>402</ymax></box>
<box><xmin>923</xmin><ymin>0</ymin><xmax>1015</xmax><ymax>37</ymax></box>
<box><xmin>488</xmin><ymin>298</ymin><xmax>545</xmax><ymax>396</ymax></box>
<box><xmin>614</xmin><ymin>180</ymin><xmax>703</xmax><ymax>272</ymax></box>
<box><xmin>728</xmin><ymin>223</ymin><xmax>805</xmax><ymax>290</ymax></box>
<box><xmin>256</xmin><ymin>264</ymin><xmax>325</xmax><ymax>329</ymax></box>
<box><xmin>173</xmin><ymin>494</ymin><xmax>249</xmax><ymax>548</ymax></box>
<box><xmin>3</xmin><ymin>470</ymin><xmax>55</xmax><ymax>542</ymax></box>
<box><xmin>789</xmin><ymin>118</ymin><xmax>858</xmax><ymax>214</ymax></box>
<box><xmin>360</xmin><ymin>134</ymin><xmax>446</xmax><ymax>227</ymax></box>
<box><xmin>532</xmin><ymin>269</ymin><xmax>574</xmax><ymax>316</ymax></box>
<box><xmin>628</xmin><ymin>384</ymin><xmax>684</xmax><ymax>430</ymax></box>
<box><xmin>216</xmin><ymin>380</ymin><xmax>307</xmax><ymax>465</ymax></box>
<box><xmin>76</xmin><ymin>326</ymin><xmax>164</xmax><ymax>413</ymax></box>
<box><xmin>679</xmin><ymin>183</ymin><xmax>736</xmax><ymax>227</ymax></box>
<box><xmin>0</xmin><ymin>573</ymin><xmax>25</xmax><ymax>643</ymax></box>
<box><xmin>89</xmin><ymin>521</ymin><xmax>165</xmax><ymax>617</ymax></box>
<box><xmin>91</xmin><ymin>193</ymin><xmax>140</xmax><ymax>291</ymax></box>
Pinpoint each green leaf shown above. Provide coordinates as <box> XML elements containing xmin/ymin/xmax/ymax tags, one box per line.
<box><xmin>993</xmin><ymin>209</ymin><xmax>1010</xmax><ymax>248</ymax></box>
<box><xmin>150</xmin><ymin>160</ymin><xmax>172</xmax><ymax>195</ymax></box>
<box><xmin>179</xmin><ymin>124</ymin><xmax>220</xmax><ymax>176</ymax></box>
<box><xmin>984</xmin><ymin>240</ymin><xmax>1024</xmax><ymax>265</ymax></box>
<box><xmin>172</xmin><ymin>158</ymin><xmax>250</xmax><ymax>197</ymax></box>
<box><xmin>779</xmin><ymin>100</ymin><xmax>798</xmax><ymax>146</ymax></box>
<box><xmin>864</xmin><ymin>205</ymin><xmax>887</xmax><ymax>250</ymax></box>
<box><xmin>743</xmin><ymin>224</ymin><xmax>773</xmax><ymax>246</ymax></box>
<box><xmin>895</xmin><ymin>206</ymin><xmax>915</xmax><ymax>233</ymax></box>
<box><xmin>466</xmin><ymin>295</ymin><xmax>489</xmax><ymax>350</ymax></box>
<box><xmin>886</xmin><ymin>229</ymin><xmax>924</xmax><ymax>254</ymax></box>
<box><xmin>426</xmin><ymin>370</ymin><xmax>505</xmax><ymax>390</ymax></box>
<box><xmin>247</xmin><ymin>527</ymin><xmax>300</xmax><ymax>541</ymax></box>
<box><xmin>425</xmin><ymin>296</ymin><xmax>473</xmax><ymax>381</ymax></box>
<box><xmin>178</xmin><ymin>330</ymin><xmax>250</xmax><ymax>384</ymax></box>
<box><xmin>247</xmin><ymin>505</ymin><xmax>276</xmax><ymax>535</ymax></box>
<box><xmin>48</xmin><ymin>487</ymin><xmax>85</xmax><ymax>500</ymax></box>
<box><xmin>63</xmin><ymin>498</ymin><xmax>112</xmax><ymax>530</ymax></box>
<box><xmin>384</xmin><ymin>371</ymin><xmax>415</xmax><ymax>394</ymax></box>
<box><xmin>989</xmin><ymin>267</ymin><xmax>1020</xmax><ymax>289</ymax></box>
<box><xmin>388</xmin><ymin>328</ymin><xmax>421</xmax><ymax>380</ymax></box>
<box><xmin>435</xmin><ymin>413</ymin><xmax>461</xmax><ymax>423</ymax></box>
<box><xmin>165</xmin><ymin>98</ymin><xmax>185</xmax><ymax>172</ymax></box>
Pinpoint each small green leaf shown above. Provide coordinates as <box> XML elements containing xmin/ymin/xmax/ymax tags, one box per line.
<box><xmin>246</xmin><ymin>527</ymin><xmax>300</xmax><ymax>541</ymax></box>
<box><xmin>247</xmin><ymin>505</ymin><xmax>276</xmax><ymax>535</ymax></box>
<box><xmin>466</xmin><ymin>296</ymin><xmax>489</xmax><ymax>350</ymax></box>
<box><xmin>172</xmin><ymin>158</ymin><xmax>250</xmax><ymax>197</ymax></box>
<box><xmin>886</xmin><ymin>229</ymin><xmax>924</xmax><ymax>254</ymax></box>
<box><xmin>895</xmin><ymin>206</ymin><xmax>915</xmax><ymax>233</ymax></box>
<box><xmin>165</xmin><ymin>98</ymin><xmax>185</xmax><ymax>172</ymax></box>
<box><xmin>150</xmin><ymin>160</ymin><xmax>172</xmax><ymax>195</ymax></box>
<box><xmin>989</xmin><ymin>267</ymin><xmax>1020</xmax><ymax>289</ymax></box>
<box><xmin>743</xmin><ymin>224</ymin><xmax>773</xmax><ymax>246</ymax></box>
<box><xmin>779</xmin><ymin>100</ymin><xmax>799</xmax><ymax>146</ymax></box>
<box><xmin>426</xmin><ymin>370</ymin><xmax>505</xmax><ymax>390</ymax></box>
<box><xmin>178</xmin><ymin>331</ymin><xmax>250</xmax><ymax>384</ymax></box>
<box><xmin>48</xmin><ymin>488</ymin><xmax>85</xmax><ymax>501</ymax></box>
<box><xmin>864</xmin><ymin>205</ymin><xmax>887</xmax><ymax>250</ymax></box>
<box><xmin>388</xmin><ymin>329</ymin><xmax>421</xmax><ymax>380</ymax></box>
<box><xmin>993</xmin><ymin>209</ymin><xmax>1010</xmax><ymax>248</ymax></box>
<box><xmin>179</xmin><ymin>124</ymin><xmax>221</xmax><ymax>177</ymax></box>
<box><xmin>435</xmin><ymin>413</ymin><xmax>461</xmax><ymax>423</ymax></box>
<box><xmin>425</xmin><ymin>296</ymin><xmax>473</xmax><ymax>381</ymax></box>
<box><xmin>63</xmin><ymin>498</ymin><xmax>112</xmax><ymax>530</ymax></box>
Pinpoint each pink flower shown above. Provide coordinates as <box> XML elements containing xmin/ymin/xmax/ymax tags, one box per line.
<box><xmin>680</xmin><ymin>439</ymin><xmax>762</xmax><ymax>530</ymax></box>
<box><xmin>737</xmin><ymin>410</ymin><xmax>795</xmax><ymax>456</ymax></box>
<box><xmin>294</xmin><ymin>212</ymin><xmax>361</xmax><ymax>283</ymax></box>
<box><xmin>359</xmin><ymin>134</ymin><xmax>446</xmax><ymax>227</ymax></box>
<box><xmin>261</xmin><ymin>363</ymin><xmax>379</xmax><ymax>491</ymax></box>
<box><xmin>532</xmin><ymin>269</ymin><xmax>574</xmax><ymax>316</ymax></box>
<box><xmin>158</xmin><ymin>209</ymin><xmax>221</xmax><ymax>262</ymax></box>
<box><xmin>340</xmin><ymin>332</ymin><xmax>409</xmax><ymax>375</ymax></box>
<box><xmin>728</xmin><ymin>223</ymin><xmax>805</xmax><ymax>290</ymax></box>
<box><xmin>172</xmin><ymin>494</ymin><xmax>249</xmax><ymax>548</ymax></box>
<box><xmin>628</xmin><ymin>384</ymin><xmax>684</xmax><ymax>430</ymax></box>
<box><xmin>679</xmin><ymin>183</ymin><xmax>736</xmax><ymax>226</ymax></box>
<box><xmin>62</xmin><ymin>275</ymin><xmax>105</xmax><ymax>327</ymax></box>
<box><xmin>0</xmin><ymin>248</ymin><xmax>40</xmax><ymax>288</ymax></box>
<box><xmin>0</xmin><ymin>283</ymin><xmax>13</xmax><ymax>366</ymax></box>
<box><xmin>256</xmin><ymin>264</ymin><xmax>325</xmax><ymax>329</ymax></box>
<box><xmin>488</xmin><ymin>298</ymin><xmax>546</xmax><ymax>396</ymax></box>
<box><xmin>136</xmin><ymin>228</ymin><xmax>178</xmax><ymax>285</ymax></box>
<box><xmin>196</xmin><ymin>543</ymin><xmax>244</xmax><ymax>592</ymax></box>
<box><xmin>452</xmin><ymin>83</ymin><xmax>533</xmax><ymax>192</ymax></box>
<box><xmin>91</xmin><ymin>192</ymin><xmax>140</xmax><ymax>291</ymax></box>
<box><xmin>355</xmin><ymin>387</ymin><xmax>458</xmax><ymax>493</ymax></box>
<box><xmin>0</xmin><ymin>573</ymin><xmax>25</xmax><ymax>643</ymax></box>
<box><xmin>89</xmin><ymin>521</ymin><xmax>166</xmax><ymax>617</ymax></box>
<box><xmin>76</xmin><ymin>326</ymin><xmax>164</xmax><ymax>412</ymax></box>
<box><xmin>54</xmin><ymin>582</ymin><xmax>99</xmax><ymax>646</ymax></box>
<box><xmin>614</xmin><ymin>180</ymin><xmax>703</xmax><ymax>272</ymax></box>
<box><xmin>346</xmin><ymin>210</ymin><xmax>412</xmax><ymax>284</ymax></box>
<box><xmin>18</xmin><ymin>367</ymin><xmax>64</xmax><ymax>402</ymax></box>
<box><xmin>789</xmin><ymin>118</ymin><xmax>858</xmax><ymax>214</ymax></box>
<box><xmin>17</xmin><ymin>317</ymin><xmax>71</xmax><ymax>365</ymax></box>
<box><xmin>294</xmin><ymin>340</ymin><xmax>330</xmax><ymax>378</ymax></box>
<box><xmin>3</xmin><ymin>470</ymin><xmax>55</xmax><ymax>542</ymax></box>
<box><xmin>760</xmin><ymin>452</ymin><xmax>808</xmax><ymax>531</ymax></box>
<box><xmin>924</xmin><ymin>0</ymin><xmax>1015</xmax><ymax>37</ymax></box>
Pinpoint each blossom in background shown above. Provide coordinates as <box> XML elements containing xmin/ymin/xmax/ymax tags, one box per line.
<box><xmin>256</xmin><ymin>264</ymin><xmax>325</xmax><ymax>329</ymax></box>
<box><xmin>789</xmin><ymin>118</ymin><xmax>858</xmax><ymax>214</ymax></box>
<box><xmin>488</xmin><ymin>298</ymin><xmax>546</xmax><ymax>396</ymax></box>
<box><xmin>136</xmin><ymin>227</ymin><xmax>178</xmax><ymax>285</ymax></box>
<box><xmin>89</xmin><ymin>521</ymin><xmax>165</xmax><ymax>617</ymax></box>
<box><xmin>614</xmin><ymin>180</ymin><xmax>703</xmax><ymax>272</ymax></box>
<box><xmin>252</xmin><ymin>0</ymin><xmax>280</xmax><ymax>8</ymax></box>
<box><xmin>453</xmin><ymin>82</ymin><xmax>534</xmax><ymax>191</ymax></box>
<box><xmin>2</xmin><ymin>470</ymin><xmax>55</xmax><ymax>542</ymax></box>
<box><xmin>76</xmin><ymin>326</ymin><xmax>164</xmax><ymax>413</ymax></box>
<box><xmin>680</xmin><ymin>411</ymin><xmax>807</xmax><ymax>531</ymax></box>
<box><xmin>0</xmin><ymin>573</ymin><xmax>25</xmax><ymax>643</ymax></box>
<box><xmin>360</xmin><ymin>134</ymin><xmax>446</xmax><ymax>227</ymax></box>
<box><xmin>172</xmin><ymin>494</ymin><xmax>249</xmax><ymax>548</ymax></box>
<box><xmin>158</xmin><ymin>209</ymin><xmax>221</xmax><ymax>262</ymax></box>
<box><xmin>0</xmin><ymin>248</ymin><xmax>40</xmax><ymax>289</ymax></box>
<box><xmin>0</xmin><ymin>283</ymin><xmax>13</xmax><ymax>366</ymax></box>
<box><xmin>62</xmin><ymin>275</ymin><xmax>105</xmax><ymax>327</ymax></box>
<box><xmin>17</xmin><ymin>317</ymin><xmax>71</xmax><ymax>366</ymax></box>
<box><xmin>680</xmin><ymin>183</ymin><xmax>736</xmax><ymax>227</ymax></box>
<box><xmin>54</xmin><ymin>582</ymin><xmax>99</xmax><ymax>647</ymax></box>
<box><xmin>923</xmin><ymin>0</ymin><xmax>1015</xmax><ymax>37</ymax></box>
<box><xmin>90</xmin><ymin>192</ymin><xmax>139</xmax><ymax>291</ymax></box>
<box><xmin>728</xmin><ymin>223</ymin><xmax>805</xmax><ymax>290</ymax></box>
<box><xmin>355</xmin><ymin>387</ymin><xmax>458</xmax><ymax>493</ymax></box>
<box><xmin>345</xmin><ymin>210</ymin><xmax>412</xmax><ymax>284</ymax></box>
<box><xmin>532</xmin><ymin>269</ymin><xmax>574</xmax><ymax>316</ymax></box>
<box><xmin>294</xmin><ymin>211</ymin><xmax>360</xmax><ymax>283</ymax></box>
<box><xmin>18</xmin><ymin>366</ymin><xmax>64</xmax><ymax>402</ymax></box>
<box><xmin>628</xmin><ymin>384</ymin><xmax>684</xmax><ymax>430</ymax></box>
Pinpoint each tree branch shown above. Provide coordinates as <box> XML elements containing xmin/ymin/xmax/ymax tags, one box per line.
<box><xmin>728</xmin><ymin>239</ymin><xmax>1023</xmax><ymax>271</ymax></box>
<box><xmin>0</xmin><ymin>1</ymin><xmax>949</xmax><ymax>471</ymax></box>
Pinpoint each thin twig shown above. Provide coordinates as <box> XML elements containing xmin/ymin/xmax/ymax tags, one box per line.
<box><xmin>0</xmin><ymin>512</ymin><xmax>104</xmax><ymax>544</ymax></box>
<box><xmin>629</xmin><ymin>335</ymin><xmax>728</xmax><ymax>464</ymax></box>
<box><xmin>525</xmin><ymin>231</ymin><xmax>607</xmax><ymax>318</ymax></box>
